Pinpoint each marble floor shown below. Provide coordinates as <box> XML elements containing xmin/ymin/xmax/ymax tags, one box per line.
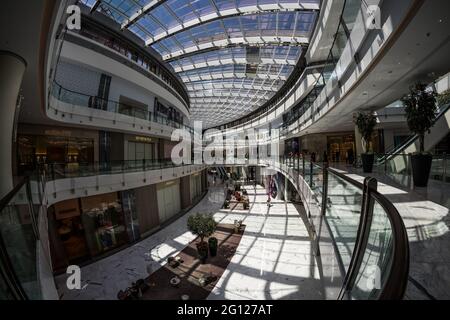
<box><xmin>208</xmin><ymin>187</ymin><xmax>323</xmax><ymax>300</ymax></box>
<box><xmin>55</xmin><ymin>182</ymin><xmax>323</xmax><ymax>300</ymax></box>
<box><xmin>333</xmin><ymin>164</ymin><xmax>450</xmax><ymax>300</ymax></box>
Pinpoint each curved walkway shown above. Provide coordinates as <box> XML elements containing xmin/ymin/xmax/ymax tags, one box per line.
<box><xmin>55</xmin><ymin>182</ymin><xmax>322</xmax><ymax>300</ymax></box>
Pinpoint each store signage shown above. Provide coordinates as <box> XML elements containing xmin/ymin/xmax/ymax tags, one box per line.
<box><xmin>135</xmin><ymin>136</ymin><xmax>153</xmax><ymax>143</ymax></box>
<box><xmin>44</xmin><ymin>129</ymin><xmax>72</xmax><ymax>136</ymax></box>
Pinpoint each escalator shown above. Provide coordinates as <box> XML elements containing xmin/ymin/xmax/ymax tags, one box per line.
<box><xmin>215</xmin><ymin>166</ymin><xmax>228</xmax><ymax>181</ymax></box>
<box><xmin>378</xmin><ymin>103</ymin><xmax>450</xmax><ymax>162</ymax></box>
<box><xmin>375</xmin><ymin>103</ymin><xmax>450</xmax><ymax>187</ymax></box>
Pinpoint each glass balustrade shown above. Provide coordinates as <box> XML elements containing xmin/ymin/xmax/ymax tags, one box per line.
<box><xmin>45</xmin><ymin>159</ymin><xmax>189</xmax><ymax>180</ymax></box>
<box><xmin>349</xmin><ymin>199</ymin><xmax>394</xmax><ymax>300</ymax></box>
<box><xmin>324</xmin><ymin>170</ymin><xmax>363</xmax><ymax>271</ymax></box>
<box><xmin>51</xmin><ymin>82</ymin><xmax>194</xmax><ymax>134</ymax></box>
<box><xmin>0</xmin><ymin>179</ymin><xmax>41</xmax><ymax>299</ymax></box>
<box><xmin>271</xmin><ymin>155</ymin><xmax>408</xmax><ymax>299</ymax></box>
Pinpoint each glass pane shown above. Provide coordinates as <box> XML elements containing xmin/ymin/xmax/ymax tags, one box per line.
<box><xmin>325</xmin><ymin>172</ymin><xmax>363</xmax><ymax>271</ymax></box>
<box><xmin>350</xmin><ymin>200</ymin><xmax>394</xmax><ymax>300</ymax></box>
<box><xmin>0</xmin><ymin>183</ymin><xmax>41</xmax><ymax>299</ymax></box>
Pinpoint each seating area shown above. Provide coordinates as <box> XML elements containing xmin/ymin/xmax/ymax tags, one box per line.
<box><xmin>117</xmin><ymin>224</ymin><xmax>245</xmax><ymax>300</ymax></box>
<box><xmin>224</xmin><ymin>184</ymin><xmax>250</xmax><ymax>210</ymax></box>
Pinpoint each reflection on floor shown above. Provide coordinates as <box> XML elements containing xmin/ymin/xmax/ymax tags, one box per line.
<box><xmin>55</xmin><ymin>183</ymin><xmax>323</xmax><ymax>300</ymax></box>
<box><xmin>334</xmin><ymin>164</ymin><xmax>450</xmax><ymax>300</ymax></box>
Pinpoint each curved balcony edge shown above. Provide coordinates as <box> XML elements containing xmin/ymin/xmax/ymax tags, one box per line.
<box><xmin>43</xmin><ymin>163</ymin><xmax>206</xmax><ymax>206</ymax></box>
<box><xmin>257</xmin><ymin>157</ymin><xmax>410</xmax><ymax>300</ymax></box>
<box><xmin>46</xmin><ymin>82</ymin><xmax>193</xmax><ymax>139</ymax></box>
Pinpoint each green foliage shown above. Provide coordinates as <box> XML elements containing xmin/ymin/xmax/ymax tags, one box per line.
<box><xmin>401</xmin><ymin>83</ymin><xmax>437</xmax><ymax>153</ymax></box>
<box><xmin>437</xmin><ymin>89</ymin><xmax>450</xmax><ymax>106</ymax></box>
<box><xmin>354</xmin><ymin>112</ymin><xmax>377</xmax><ymax>153</ymax></box>
<box><xmin>187</xmin><ymin>213</ymin><xmax>217</xmax><ymax>243</ymax></box>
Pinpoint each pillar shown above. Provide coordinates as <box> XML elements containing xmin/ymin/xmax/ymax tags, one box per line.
<box><xmin>0</xmin><ymin>51</ymin><xmax>27</xmax><ymax>198</ymax></box>
<box><xmin>354</xmin><ymin>124</ymin><xmax>364</xmax><ymax>160</ymax></box>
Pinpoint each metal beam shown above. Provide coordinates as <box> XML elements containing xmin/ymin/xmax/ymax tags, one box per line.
<box><xmin>90</xmin><ymin>0</ymin><xmax>102</xmax><ymax>13</ymax></box>
<box><xmin>164</xmin><ymin>41</ymin><xmax>308</xmax><ymax>62</ymax></box>
<box><xmin>121</xmin><ymin>0</ymin><xmax>166</xmax><ymax>29</ymax></box>
<box><xmin>142</xmin><ymin>5</ymin><xmax>319</xmax><ymax>45</ymax></box>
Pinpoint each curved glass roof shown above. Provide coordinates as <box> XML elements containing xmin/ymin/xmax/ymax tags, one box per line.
<box><xmin>81</xmin><ymin>0</ymin><xmax>320</xmax><ymax>127</ymax></box>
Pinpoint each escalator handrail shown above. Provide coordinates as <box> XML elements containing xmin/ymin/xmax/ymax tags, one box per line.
<box><xmin>0</xmin><ymin>176</ymin><xmax>30</xmax><ymax>300</ymax></box>
<box><xmin>380</xmin><ymin>102</ymin><xmax>450</xmax><ymax>161</ymax></box>
<box><xmin>276</xmin><ymin>161</ymin><xmax>409</xmax><ymax>299</ymax></box>
<box><xmin>326</xmin><ymin>168</ymin><xmax>409</xmax><ymax>299</ymax></box>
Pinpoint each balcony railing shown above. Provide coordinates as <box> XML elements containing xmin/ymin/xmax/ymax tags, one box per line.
<box><xmin>50</xmin><ymin>81</ymin><xmax>193</xmax><ymax>134</ymax></box>
<box><xmin>266</xmin><ymin>154</ymin><xmax>409</xmax><ymax>299</ymax></box>
<box><xmin>45</xmin><ymin>159</ymin><xmax>191</xmax><ymax>180</ymax></box>
<box><xmin>1</xmin><ymin>152</ymin><xmax>409</xmax><ymax>299</ymax></box>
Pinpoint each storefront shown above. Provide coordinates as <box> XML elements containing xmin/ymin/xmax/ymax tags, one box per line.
<box><xmin>190</xmin><ymin>173</ymin><xmax>202</xmax><ymax>202</ymax></box>
<box><xmin>80</xmin><ymin>193</ymin><xmax>128</xmax><ymax>257</ymax></box>
<box><xmin>48</xmin><ymin>191</ymin><xmax>136</xmax><ymax>272</ymax></box>
<box><xmin>126</xmin><ymin>135</ymin><xmax>158</xmax><ymax>161</ymax></box>
<box><xmin>327</xmin><ymin>133</ymin><xmax>355</xmax><ymax>163</ymax></box>
<box><xmin>16</xmin><ymin>125</ymin><xmax>97</xmax><ymax>175</ymax></box>
<box><xmin>156</xmin><ymin>179</ymin><xmax>181</xmax><ymax>223</ymax></box>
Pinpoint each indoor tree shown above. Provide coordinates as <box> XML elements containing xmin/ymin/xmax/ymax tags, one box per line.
<box><xmin>401</xmin><ymin>82</ymin><xmax>437</xmax><ymax>186</ymax></box>
<box><xmin>187</xmin><ymin>213</ymin><xmax>217</xmax><ymax>263</ymax></box>
<box><xmin>402</xmin><ymin>83</ymin><xmax>438</xmax><ymax>153</ymax></box>
<box><xmin>354</xmin><ymin>111</ymin><xmax>377</xmax><ymax>172</ymax></box>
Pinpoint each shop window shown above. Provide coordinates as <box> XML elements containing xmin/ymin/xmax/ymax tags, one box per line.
<box><xmin>121</xmin><ymin>190</ymin><xmax>140</xmax><ymax>242</ymax></box>
<box><xmin>157</xmin><ymin>180</ymin><xmax>181</xmax><ymax>223</ymax></box>
<box><xmin>80</xmin><ymin>193</ymin><xmax>129</xmax><ymax>257</ymax></box>
<box><xmin>17</xmin><ymin>134</ymin><xmax>94</xmax><ymax>175</ymax></box>
<box><xmin>128</xmin><ymin>141</ymin><xmax>154</xmax><ymax>161</ymax></box>
<box><xmin>50</xmin><ymin>199</ymin><xmax>89</xmax><ymax>266</ymax></box>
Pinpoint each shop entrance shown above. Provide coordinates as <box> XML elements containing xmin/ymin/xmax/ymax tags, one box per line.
<box><xmin>327</xmin><ymin>134</ymin><xmax>355</xmax><ymax>163</ymax></box>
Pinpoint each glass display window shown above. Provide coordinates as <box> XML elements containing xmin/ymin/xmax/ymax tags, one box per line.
<box><xmin>52</xmin><ymin>199</ymin><xmax>89</xmax><ymax>264</ymax></box>
<box><xmin>80</xmin><ymin>192</ymin><xmax>129</xmax><ymax>256</ymax></box>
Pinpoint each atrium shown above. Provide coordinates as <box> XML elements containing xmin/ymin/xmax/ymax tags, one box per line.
<box><xmin>1</xmin><ymin>0</ymin><xmax>450</xmax><ymax>303</ymax></box>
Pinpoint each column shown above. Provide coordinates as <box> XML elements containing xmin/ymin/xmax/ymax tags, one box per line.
<box><xmin>354</xmin><ymin>123</ymin><xmax>364</xmax><ymax>160</ymax></box>
<box><xmin>0</xmin><ymin>51</ymin><xmax>27</xmax><ymax>198</ymax></box>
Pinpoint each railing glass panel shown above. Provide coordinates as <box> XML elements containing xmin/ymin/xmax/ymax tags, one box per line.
<box><xmin>51</xmin><ymin>82</ymin><xmax>193</xmax><ymax>134</ymax></box>
<box><xmin>349</xmin><ymin>200</ymin><xmax>394</xmax><ymax>300</ymax></box>
<box><xmin>0</xmin><ymin>181</ymin><xmax>41</xmax><ymax>299</ymax></box>
<box><xmin>325</xmin><ymin>171</ymin><xmax>363</xmax><ymax>271</ymax></box>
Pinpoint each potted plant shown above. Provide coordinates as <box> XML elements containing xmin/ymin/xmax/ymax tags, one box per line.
<box><xmin>354</xmin><ymin>111</ymin><xmax>377</xmax><ymax>173</ymax></box>
<box><xmin>401</xmin><ymin>83</ymin><xmax>438</xmax><ymax>187</ymax></box>
<box><xmin>208</xmin><ymin>237</ymin><xmax>218</xmax><ymax>257</ymax></box>
<box><xmin>187</xmin><ymin>213</ymin><xmax>217</xmax><ymax>263</ymax></box>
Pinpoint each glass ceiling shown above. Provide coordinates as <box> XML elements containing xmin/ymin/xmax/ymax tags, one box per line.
<box><xmin>80</xmin><ymin>0</ymin><xmax>320</xmax><ymax>127</ymax></box>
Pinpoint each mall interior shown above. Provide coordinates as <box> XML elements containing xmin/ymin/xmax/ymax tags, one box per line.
<box><xmin>0</xmin><ymin>0</ymin><xmax>449</xmax><ymax>300</ymax></box>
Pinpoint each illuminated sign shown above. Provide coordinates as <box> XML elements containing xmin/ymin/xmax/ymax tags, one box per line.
<box><xmin>135</xmin><ymin>136</ymin><xmax>153</xmax><ymax>143</ymax></box>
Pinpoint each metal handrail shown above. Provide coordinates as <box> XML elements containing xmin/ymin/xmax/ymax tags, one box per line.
<box><xmin>370</xmin><ymin>190</ymin><xmax>410</xmax><ymax>299</ymax></box>
<box><xmin>273</xmin><ymin>155</ymin><xmax>410</xmax><ymax>299</ymax></box>
<box><xmin>378</xmin><ymin>102</ymin><xmax>450</xmax><ymax>162</ymax></box>
<box><xmin>50</xmin><ymin>81</ymin><xmax>194</xmax><ymax>133</ymax></box>
<box><xmin>0</xmin><ymin>176</ymin><xmax>32</xmax><ymax>300</ymax></box>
